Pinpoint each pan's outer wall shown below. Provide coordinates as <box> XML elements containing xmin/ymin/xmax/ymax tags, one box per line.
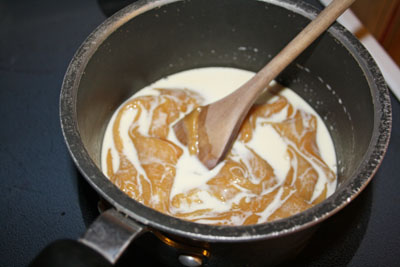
<box><xmin>60</xmin><ymin>0</ymin><xmax>391</xmax><ymax>266</ymax></box>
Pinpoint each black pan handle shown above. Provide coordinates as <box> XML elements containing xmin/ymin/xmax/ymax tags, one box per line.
<box><xmin>29</xmin><ymin>209</ymin><xmax>147</xmax><ymax>266</ymax></box>
<box><xmin>29</xmin><ymin>239</ymin><xmax>112</xmax><ymax>267</ymax></box>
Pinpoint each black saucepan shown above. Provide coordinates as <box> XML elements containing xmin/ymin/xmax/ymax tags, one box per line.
<box><xmin>31</xmin><ymin>0</ymin><xmax>391</xmax><ymax>266</ymax></box>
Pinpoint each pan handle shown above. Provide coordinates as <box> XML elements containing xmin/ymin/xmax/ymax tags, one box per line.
<box><xmin>29</xmin><ymin>209</ymin><xmax>147</xmax><ymax>267</ymax></box>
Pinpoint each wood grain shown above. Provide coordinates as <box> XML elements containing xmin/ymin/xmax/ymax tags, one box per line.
<box><xmin>351</xmin><ymin>0</ymin><xmax>400</xmax><ymax>65</ymax></box>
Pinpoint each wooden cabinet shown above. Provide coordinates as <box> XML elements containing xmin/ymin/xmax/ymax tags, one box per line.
<box><xmin>351</xmin><ymin>0</ymin><xmax>400</xmax><ymax>66</ymax></box>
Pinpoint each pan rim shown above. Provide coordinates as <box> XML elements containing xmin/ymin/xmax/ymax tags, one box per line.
<box><xmin>59</xmin><ymin>0</ymin><xmax>391</xmax><ymax>242</ymax></box>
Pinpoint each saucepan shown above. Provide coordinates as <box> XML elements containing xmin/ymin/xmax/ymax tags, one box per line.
<box><xmin>31</xmin><ymin>0</ymin><xmax>391</xmax><ymax>266</ymax></box>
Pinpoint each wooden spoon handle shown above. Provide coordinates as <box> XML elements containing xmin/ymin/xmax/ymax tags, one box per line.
<box><xmin>177</xmin><ymin>0</ymin><xmax>356</xmax><ymax>170</ymax></box>
<box><xmin>237</xmin><ymin>0</ymin><xmax>356</xmax><ymax>101</ymax></box>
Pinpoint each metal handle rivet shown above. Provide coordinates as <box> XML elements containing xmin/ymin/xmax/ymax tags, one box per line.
<box><xmin>178</xmin><ymin>254</ymin><xmax>203</xmax><ymax>267</ymax></box>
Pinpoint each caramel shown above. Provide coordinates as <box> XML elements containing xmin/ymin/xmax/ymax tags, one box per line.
<box><xmin>102</xmin><ymin>68</ymin><xmax>337</xmax><ymax>225</ymax></box>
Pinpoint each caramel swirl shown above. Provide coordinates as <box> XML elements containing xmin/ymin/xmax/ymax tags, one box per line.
<box><xmin>104</xmin><ymin>88</ymin><xmax>336</xmax><ymax>225</ymax></box>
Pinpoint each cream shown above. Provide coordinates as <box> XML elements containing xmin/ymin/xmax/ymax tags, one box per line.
<box><xmin>101</xmin><ymin>67</ymin><xmax>337</xmax><ymax>224</ymax></box>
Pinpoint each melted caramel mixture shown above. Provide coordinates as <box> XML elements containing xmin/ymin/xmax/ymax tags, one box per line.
<box><xmin>105</xmin><ymin>88</ymin><xmax>336</xmax><ymax>225</ymax></box>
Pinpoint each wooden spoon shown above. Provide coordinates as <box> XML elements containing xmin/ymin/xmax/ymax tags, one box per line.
<box><xmin>173</xmin><ymin>0</ymin><xmax>355</xmax><ymax>169</ymax></box>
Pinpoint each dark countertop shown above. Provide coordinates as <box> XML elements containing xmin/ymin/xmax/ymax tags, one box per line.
<box><xmin>1</xmin><ymin>0</ymin><xmax>399</xmax><ymax>266</ymax></box>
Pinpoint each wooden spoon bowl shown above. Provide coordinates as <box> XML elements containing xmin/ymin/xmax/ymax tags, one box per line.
<box><xmin>174</xmin><ymin>0</ymin><xmax>356</xmax><ymax>169</ymax></box>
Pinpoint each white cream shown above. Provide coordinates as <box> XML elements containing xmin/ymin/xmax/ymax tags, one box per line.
<box><xmin>101</xmin><ymin>67</ymin><xmax>337</xmax><ymax>223</ymax></box>
<box><xmin>244</xmin><ymin>124</ymin><xmax>290</xmax><ymax>184</ymax></box>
